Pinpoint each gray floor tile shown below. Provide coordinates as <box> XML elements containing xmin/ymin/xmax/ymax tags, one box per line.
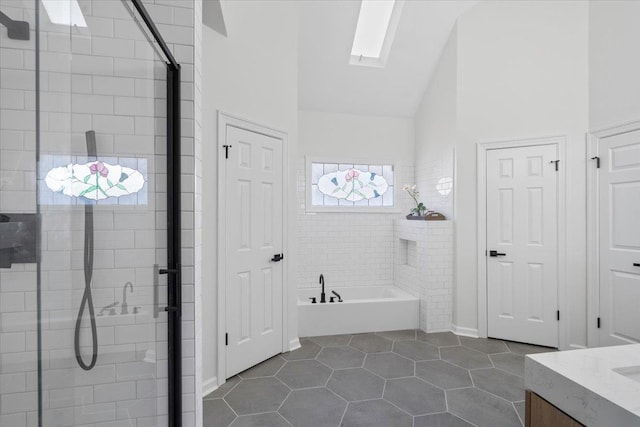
<box><xmin>341</xmin><ymin>399</ymin><xmax>413</xmax><ymax>427</ymax></box>
<box><xmin>505</xmin><ymin>341</ymin><xmax>554</xmax><ymax>355</ymax></box>
<box><xmin>447</xmin><ymin>387</ymin><xmax>522</xmax><ymax>427</ymax></box>
<box><xmin>384</xmin><ymin>377</ymin><xmax>446</xmax><ymax>415</ymax></box>
<box><xmin>229</xmin><ymin>412</ymin><xmax>290</xmax><ymax>427</ymax></box>
<box><xmin>440</xmin><ymin>346</ymin><xmax>492</xmax><ymax>370</ymax></box>
<box><xmin>417</xmin><ymin>331</ymin><xmax>460</xmax><ymax>347</ymax></box>
<box><xmin>393</xmin><ymin>340</ymin><xmax>439</xmax><ymax>361</ymax></box>
<box><xmin>203</xmin><ymin>399</ymin><xmax>236</xmax><ymax>427</ymax></box>
<box><xmin>376</xmin><ymin>329</ymin><xmax>417</xmax><ymax>341</ymax></box>
<box><xmin>317</xmin><ymin>346</ymin><xmax>365</xmax><ymax>369</ymax></box>
<box><xmin>309</xmin><ymin>334</ymin><xmax>353</xmax><ymax>347</ymax></box>
<box><xmin>514</xmin><ymin>401</ymin><xmax>525</xmax><ymax>425</ymax></box>
<box><xmin>350</xmin><ymin>333</ymin><xmax>393</xmax><ymax>353</ymax></box>
<box><xmin>225</xmin><ymin>377</ymin><xmax>290</xmax><ymax>415</ymax></box>
<box><xmin>470</xmin><ymin>368</ymin><xmax>525</xmax><ymax>402</ymax></box>
<box><xmin>327</xmin><ymin>368</ymin><xmax>384</xmax><ymax>401</ymax></box>
<box><xmin>204</xmin><ymin>376</ymin><xmax>240</xmax><ymax>400</ymax></box>
<box><xmin>282</xmin><ymin>340</ymin><xmax>322</xmax><ymax>360</ymax></box>
<box><xmin>460</xmin><ymin>336</ymin><xmax>509</xmax><ymax>354</ymax></box>
<box><xmin>279</xmin><ymin>388</ymin><xmax>346</xmax><ymax>427</ymax></box>
<box><xmin>414</xmin><ymin>412</ymin><xmax>475</xmax><ymax>427</ymax></box>
<box><xmin>490</xmin><ymin>352</ymin><xmax>525</xmax><ymax>377</ymax></box>
<box><xmin>364</xmin><ymin>352</ymin><xmax>414</xmax><ymax>379</ymax></box>
<box><xmin>276</xmin><ymin>359</ymin><xmax>332</xmax><ymax>389</ymax></box>
<box><xmin>238</xmin><ymin>355</ymin><xmax>285</xmax><ymax>379</ymax></box>
<box><xmin>415</xmin><ymin>360</ymin><xmax>472</xmax><ymax>390</ymax></box>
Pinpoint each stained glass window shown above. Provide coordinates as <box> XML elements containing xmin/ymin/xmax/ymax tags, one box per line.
<box><xmin>39</xmin><ymin>155</ymin><xmax>147</xmax><ymax>205</ymax></box>
<box><xmin>310</xmin><ymin>162</ymin><xmax>394</xmax><ymax>208</ymax></box>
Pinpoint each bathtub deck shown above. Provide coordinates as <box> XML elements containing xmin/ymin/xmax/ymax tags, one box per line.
<box><xmin>203</xmin><ymin>330</ymin><xmax>554</xmax><ymax>427</ymax></box>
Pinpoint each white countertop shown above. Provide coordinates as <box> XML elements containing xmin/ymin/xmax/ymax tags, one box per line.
<box><xmin>525</xmin><ymin>344</ymin><xmax>640</xmax><ymax>427</ymax></box>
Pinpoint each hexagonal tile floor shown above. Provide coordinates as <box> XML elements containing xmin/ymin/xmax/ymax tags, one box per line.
<box><xmin>203</xmin><ymin>331</ymin><xmax>554</xmax><ymax>427</ymax></box>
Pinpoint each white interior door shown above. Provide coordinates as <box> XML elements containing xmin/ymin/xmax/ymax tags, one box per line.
<box><xmin>224</xmin><ymin>125</ymin><xmax>284</xmax><ymax>378</ymax></box>
<box><xmin>486</xmin><ymin>144</ymin><xmax>558</xmax><ymax>347</ymax></box>
<box><xmin>597</xmin><ymin>129</ymin><xmax>640</xmax><ymax>346</ymax></box>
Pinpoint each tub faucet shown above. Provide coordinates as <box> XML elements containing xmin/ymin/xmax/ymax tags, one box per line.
<box><xmin>319</xmin><ymin>274</ymin><xmax>326</xmax><ymax>303</ymax></box>
<box><xmin>121</xmin><ymin>282</ymin><xmax>133</xmax><ymax>315</ymax></box>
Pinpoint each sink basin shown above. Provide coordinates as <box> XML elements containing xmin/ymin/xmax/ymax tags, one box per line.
<box><xmin>613</xmin><ymin>366</ymin><xmax>640</xmax><ymax>383</ymax></box>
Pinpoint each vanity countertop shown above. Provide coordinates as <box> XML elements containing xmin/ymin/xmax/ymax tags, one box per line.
<box><xmin>524</xmin><ymin>344</ymin><xmax>640</xmax><ymax>426</ymax></box>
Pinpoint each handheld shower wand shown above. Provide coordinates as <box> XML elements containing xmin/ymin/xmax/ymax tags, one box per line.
<box><xmin>74</xmin><ymin>130</ymin><xmax>99</xmax><ymax>370</ymax></box>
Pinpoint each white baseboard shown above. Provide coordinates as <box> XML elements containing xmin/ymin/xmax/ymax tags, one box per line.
<box><xmin>202</xmin><ymin>376</ymin><xmax>218</xmax><ymax>397</ymax></box>
<box><xmin>289</xmin><ymin>337</ymin><xmax>301</xmax><ymax>352</ymax></box>
<box><xmin>451</xmin><ymin>324</ymin><xmax>479</xmax><ymax>338</ymax></box>
<box><xmin>424</xmin><ymin>328</ymin><xmax>451</xmax><ymax>334</ymax></box>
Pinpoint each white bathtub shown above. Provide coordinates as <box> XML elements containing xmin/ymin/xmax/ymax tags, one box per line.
<box><xmin>298</xmin><ymin>286</ymin><xmax>419</xmax><ymax>337</ymax></box>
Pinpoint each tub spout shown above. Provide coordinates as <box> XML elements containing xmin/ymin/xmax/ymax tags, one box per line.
<box><xmin>319</xmin><ymin>274</ymin><xmax>326</xmax><ymax>303</ymax></box>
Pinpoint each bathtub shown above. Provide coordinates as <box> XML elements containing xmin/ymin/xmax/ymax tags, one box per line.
<box><xmin>298</xmin><ymin>286</ymin><xmax>419</xmax><ymax>337</ymax></box>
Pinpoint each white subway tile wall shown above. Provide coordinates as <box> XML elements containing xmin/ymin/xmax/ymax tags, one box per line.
<box><xmin>297</xmin><ymin>158</ymin><xmax>414</xmax><ymax>288</ymax></box>
<box><xmin>394</xmin><ymin>220</ymin><xmax>454</xmax><ymax>332</ymax></box>
<box><xmin>0</xmin><ymin>0</ymin><xmax>198</xmax><ymax>426</ymax></box>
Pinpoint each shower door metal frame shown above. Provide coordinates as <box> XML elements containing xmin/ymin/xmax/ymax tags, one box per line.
<box><xmin>129</xmin><ymin>1</ymin><xmax>183</xmax><ymax>426</ymax></box>
<box><xmin>33</xmin><ymin>0</ymin><xmax>183</xmax><ymax>425</ymax></box>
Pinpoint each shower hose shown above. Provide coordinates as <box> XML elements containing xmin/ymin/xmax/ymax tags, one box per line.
<box><xmin>74</xmin><ymin>130</ymin><xmax>98</xmax><ymax>370</ymax></box>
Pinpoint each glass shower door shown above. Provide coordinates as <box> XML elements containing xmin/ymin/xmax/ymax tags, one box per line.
<box><xmin>1</xmin><ymin>1</ymin><xmax>179</xmax><ymax>426</ymax></box>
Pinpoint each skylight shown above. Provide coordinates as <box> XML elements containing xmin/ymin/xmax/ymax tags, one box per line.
<box><xmin>350</xmin><ymin>0</ymin><xmax>404</xmax><ymax>68</ymax></box>
<box><xmin>41</xmin><ymin>0</ymin><xmax>87</xmax><ymax>27</ymax></box>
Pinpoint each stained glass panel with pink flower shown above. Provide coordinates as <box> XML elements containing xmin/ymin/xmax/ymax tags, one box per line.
<box><xmin>311</xmin><ymin>162</ymin><xmax>394</xmax><ymax>207</ymax></box>
<box><xmin>41</xmin><ymin>155</ymin><xmax>147</xmax><ymax>204</ymax></box>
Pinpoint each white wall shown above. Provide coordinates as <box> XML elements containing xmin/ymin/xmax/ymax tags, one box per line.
<box><xmin>297</xmin><ymin>111</ymin><xmax>414</xmax><ymax>290</ymax></box>
<box><xmin>589</xmin><ymin>0</ymin><xmax>640</xmax><ymax>130</ymax></box>
<box><xmin>201</xmin><ymin>0</ymin><xmax>298</xmax><ymax>392</ymax></box>
<box><xmin>453</xmin><ymin>1</ymin><xmax>589</xmax><ymax>347</ymax></box>
<box><xmin>414</xmin><ymin>27</ymin><xmax>457</xmax><ymax>220</ymax></box>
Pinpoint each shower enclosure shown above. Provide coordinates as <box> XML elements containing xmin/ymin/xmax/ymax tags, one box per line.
<box><xmin>0</xmin><ymin>0</ymin><xmax>182</xmax><ymax>426</ymax></box>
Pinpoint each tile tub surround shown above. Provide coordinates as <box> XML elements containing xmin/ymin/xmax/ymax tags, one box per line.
<box><xmin>525</xmin><ymin>344</ymin><xmax>640</xmax><ymax>426</ymax></box>
<box><xmin>297</xmin><ymin>286</ymin><xmax>419</xmax><ymax>337</ymax></box>
<box><xmin>204</xmin><ymin>331</ymin><xmax>550</xmax><ymax>427</ymax></box>
<box><xmin>296</xmin><ymin>158</ymin><xmax>415</xmax><ymax>290</ymax></box>
<box><xmin>394</xmin><ymin>219</ymin><xmax>454</xmax><ymax>332</ymax></box>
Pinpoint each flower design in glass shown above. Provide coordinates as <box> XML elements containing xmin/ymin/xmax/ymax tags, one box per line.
<box><xmin>317</xmin><ymin>167</ymin><xmax>389</xmax><ymax>202</ymax></box>
<box><xmin>45</xmin><ymin>161</ymin><xmax>145</xmax><ymax>200</ymax></box>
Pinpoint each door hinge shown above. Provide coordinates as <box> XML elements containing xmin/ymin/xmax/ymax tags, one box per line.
<box><xmin>549</xmin><ymin>160</ymin><xmax>560</xmax><ymax>171</ymax></box>
<box><xmin>223</xmin><ymin>145</ymin><xmax>232</xmax><ymax>159</ymax></box>
<box><xmin>556</xmin><ymin>310</ymin><xmax>560</xmax><ymax>321</ymax></box>
<box><xmin>225</xmin><ymin>333</ymin><xmax>228</xmax><ymax>346</ymax></box>
<box><xmin>590</xmin><ymin>156</ymin><xmax>600</xmax><ymax>168</ymax></box>
<box><xmin>597</xmin><ymin>317</ymin><xmax>601</xmax><ymax>329</ymax></box>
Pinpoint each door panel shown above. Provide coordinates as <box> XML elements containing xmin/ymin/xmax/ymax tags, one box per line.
<box><xmin>486</xmin><ymin>144</ymin><xmax>558</xmax><ymax>347</ymax></box>
<box><xmin>225</xmin><ymin>125</ymin><xmax>284</xmax><ymax>378</ymax></box>
<box><xmin>598</xmin><ymin>129</ymin><xmax>640</xmax><ymax>345</ymax></box>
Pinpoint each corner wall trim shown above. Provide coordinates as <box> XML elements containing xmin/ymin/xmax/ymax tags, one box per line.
<box><xmin>202</xmin><ymin>376</ymin><xmax>219</xmax><ymax>397</ymax></box>
<box><xmin>289</xmin><ymin>337</ymin><xmax>301</xmax><ymax>352</ymax></box>
<box><xmin>451</xmin><ymin>324</ymin><xmax>479</xmax><ymax>338</ymax></box>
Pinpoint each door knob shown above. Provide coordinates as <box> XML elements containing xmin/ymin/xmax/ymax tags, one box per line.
<box><xmin>489</xmin><ymin>250</ymin><xmax>506</xmax><ymax>257</ymax></box>
<box><xmin>271</xmin><ymin>253</ymin><xmax>284</xmax><ymax>262</ymax></box>
<box><xmin>634</xmin><ymin>263</ymin><xmax>640</xmax><ymax>267</ymax></box>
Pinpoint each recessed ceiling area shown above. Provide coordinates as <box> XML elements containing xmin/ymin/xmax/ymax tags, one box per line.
<box><xmin>298</xmin><ymin>0</ymin><xmax>477</xmax><ymax>118</ymax></box>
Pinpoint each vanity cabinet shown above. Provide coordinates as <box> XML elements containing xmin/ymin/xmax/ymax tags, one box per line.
<box><xmin>525</xmin><ymin>390</ymin><xmax>585</xmax><ymax>427</ymax></box>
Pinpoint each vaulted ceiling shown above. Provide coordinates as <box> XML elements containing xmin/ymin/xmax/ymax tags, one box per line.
<box><xmin>298</xmin><ymin>0</ymin><xmax>477</xmax><ymax>118</ymax></box>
